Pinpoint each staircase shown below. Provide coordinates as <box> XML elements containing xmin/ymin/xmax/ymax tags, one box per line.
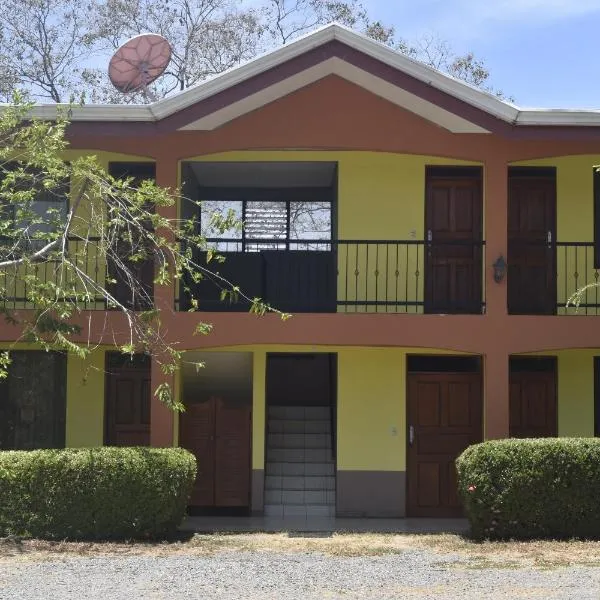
<box><xmin>264</xmin><ymin>406</ymin><xmax>336</xmax><ymax>517</ymax></box>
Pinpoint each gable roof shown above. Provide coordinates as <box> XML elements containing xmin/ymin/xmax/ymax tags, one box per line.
<box><xmin>17</xmin><ymin>23</ymin><xmax>600</xmax><ymax>131</ymax></box>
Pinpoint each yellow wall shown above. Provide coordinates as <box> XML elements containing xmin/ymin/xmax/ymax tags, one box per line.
<box><xmin>556</xmin><ymin>350</ymin><xmax>595</xmax><ymax>437</ymax></box>
<box><xmin>66</xmin><ymin>350</ymin><xmax>105</xmax><ymax>446</ymax></box>
<box><xmin>190</xmin><ymin>344</ymin><xmax>469</xmax><ymax>472</ymax></box>
<box><xmin>185</xmin><ymin>151</ymin><xmax>482</xmax><ymax>312</ymax></box>
<box><xmin>187</xmin><ymin>150</ymin><xmax>480</xmax><ymax>238</ymax></box>
<box><xmin>512</xmin><ymin>156</ymin><xmax>600</xmax><ymax>314</ymax></box>
<box><xmin>6</xmin><ymin>151</ymin><xmax>155</xmax><ymax>310</ymax></box>
<box><xmin>252</xmin><ymin>351</ymin><xmax>266</xmax><ymax>470</ymax></box>
<box><xmin>337</xmin><ymin>348</ymin><xmax>406</xmax><ymax>470</ymax></box>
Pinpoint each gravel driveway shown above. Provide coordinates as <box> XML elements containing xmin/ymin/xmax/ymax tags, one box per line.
<box><xmin>2</xmin><ymin>547</ymin><xmax>600</xmax><ymax>600</ymax></box>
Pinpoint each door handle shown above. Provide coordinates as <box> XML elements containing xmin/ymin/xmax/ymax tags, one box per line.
<box><xmin>409</xmin><ymin>425</ymin><xmax>415</xmax><ymax>446</ymax></box>
<box><xmin>547</xmin><ymin>230</ymin><xmax>552</xmax><ymax>248</ymax></box>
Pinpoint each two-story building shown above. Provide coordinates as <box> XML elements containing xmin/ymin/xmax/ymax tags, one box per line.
<box><xmin>3</xmin><ymin>24</ymin><xmax>600</xmax><ymax>519</ymax></box>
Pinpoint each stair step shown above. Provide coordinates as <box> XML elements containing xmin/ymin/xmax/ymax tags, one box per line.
<box><xmin>266</xmin><ymin>462</ymin><xmax>335</xmax><ymax>476</ymax></box>
<box><xmin>264</xmin><ymin>489</ymin><xmax>335</xmax><ymax>505</ymax></box>
<box><xmin>264</xmin><ymin>504</ymin><xmax>336</xmax><ymax>517</ymax></box>
<box><xmin>267</xmin><ymin>433</ymin><xmax>331</xmax><ymax>449</ymax></box>
<box><xmin>265</xmin><ymin>475</ymin><xmax>336</xmax><ymax>491</ymax></box>
<box><xmin>268</xmin><ymin>419</ymin><xmax>331</xmax><ymax>434</ymax></box>
<box><xmin>267</xmin><ymin>448</ymin><xmax>333</xmax><ymax>463</ymax></box>
<box><xmin>268</xmin><ymin>406</ymin><xmax>331</xmax><ymax>420</ymax></box>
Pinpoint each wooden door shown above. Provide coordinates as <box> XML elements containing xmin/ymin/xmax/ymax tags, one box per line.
<box><xmin>215</xmin><ymin>399</ymin><xmax>251</xmax><ymax>506</ymax></box>
<box><xmin>425</xmin><ymin>170</ymin><xmax>483</xmax><ymax>314</ymax></box>
<box><xmin>105</xmin><ymin>354</ymin><xmax>150</xmax><ymax>446</ymax></box>
<box><xmin>106</xmin><ymin>162</ymin><xmax>156</xmax><ymax>311</ymax></box>
<box><xmin>508</xmin><ymin>170</ymin><xmax>556</xmax><ymax>315</ymax></box>
<box><xmin>407</xmin><ymin>372</ymin><xmax>482</xmax><ymax>517</ymax></box>
<box><xmin>0</xmin><ymin>351</ymin><xmax>66</xmax><ymax>450</ymax></box>
<box><xmin>179</xmin><ymin>397</ymin><xmax>251</xmax><ymax>508</ymax></box>
<box><xmin>179</xmin><ymin>401</ymin><xmax>216</xmax><ymax>506</ymax></box>
<box><xmin>509</xmin><ymin>359</ymin><xmax>557</xmax><ymax>438</ymax></box>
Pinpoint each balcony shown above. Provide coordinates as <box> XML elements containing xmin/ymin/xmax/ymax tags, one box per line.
<box><xmin>509</xmin><ymin>241</ymin><xmax>600</xmax><ymax>315</ymax></box>
<box><xmin>179</xmin><ymin>239</ymin><xmax>486</xmax><ymax>314</ymax></box>
<box><xmin>0</xmin><ymin>237</ymin><xmax>151</xmax><ymax>311</ymax></box>
<box><xmin>4</xmin><ymin>238</ymin><xmax>595</xmax><ymax>317</ymax></box>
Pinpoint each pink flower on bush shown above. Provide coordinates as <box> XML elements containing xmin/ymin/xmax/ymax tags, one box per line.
<box><xmin>467</xmin><ymin>485</ymin><xmax>476</xmax><ymax>492</ymax></box>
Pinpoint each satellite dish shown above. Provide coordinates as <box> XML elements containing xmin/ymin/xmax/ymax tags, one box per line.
<box><xmin>108</xmin><ymin>33</ymin><xmax>172</xmax><ymax>101</ymax></box>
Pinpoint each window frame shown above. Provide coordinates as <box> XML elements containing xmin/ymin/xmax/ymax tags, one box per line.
<box><xmin>0</xmin><ymin>162</ymin><xmax>70</xmax><ymax>250</ymax></box>
<box><xmin>198</xmin><ymin>188</ymin><xmax>334</xmax><ymax>252</ymax></box>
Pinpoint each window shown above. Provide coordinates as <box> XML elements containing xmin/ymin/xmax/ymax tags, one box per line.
<box><xmin>200</xmin><ymin>197</ymin><xmax>332</xmax><ymax>252</ymax></box>
<box><xmin>0</xmin><ymin>163</ymin><xmax>69</xmax><ymax>251</ymax></box>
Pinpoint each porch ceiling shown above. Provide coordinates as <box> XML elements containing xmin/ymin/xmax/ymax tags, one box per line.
<box><xmin>187</xmin><ymin>161</ymin><xmax>337</xmax><ymax>188</ymax></box>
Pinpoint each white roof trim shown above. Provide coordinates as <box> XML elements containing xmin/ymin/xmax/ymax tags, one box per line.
<box><xmin>181</xmin><ymin>57</ymin><xmax>490</xmax><ymax>133</ymax></box>
<box><xmin>6</xmin><ymin>23</ymin><xmax>600</xmax><ymax>128</ymax></box>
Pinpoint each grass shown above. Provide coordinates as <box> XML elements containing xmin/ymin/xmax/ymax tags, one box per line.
<box><xmin>2</xmin><ymin>532</ymin><xmax>600</xmax><ymax>570</ymax></box>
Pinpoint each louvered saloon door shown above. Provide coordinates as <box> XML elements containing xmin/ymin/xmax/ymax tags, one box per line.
<box><xmin>179</xmin><ymin>397</ymin><xmax>251</xmax><ymax>508</ymax></box>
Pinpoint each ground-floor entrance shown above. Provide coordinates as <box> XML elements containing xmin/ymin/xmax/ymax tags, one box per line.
<box><xmin>264</xmin><ymin>353</ymin><xmax>337</xmax><ymax>518</ymax></box>
<box><xmin>104</xmin><ymin>353</ymin><xmax>151</xmax><ymax>446</ymax></box>
<box><xmin>0</xmin><ymin>350</ymin><xmax>66</xmax><ymax>450</ymax></box>
<box><xmin>509</xmin><ymin>356</ymin><xmax>557</xmax><ymax>438</ymax></box>
<box><xmin>406</xmin><ymin>356</ymin><xmax>483</xmax><ymax>517</ymax></box>
<box><xmin>179</xmin><ymin>352</ymin><xmax>253</xmax><ymax>511</ymax></box>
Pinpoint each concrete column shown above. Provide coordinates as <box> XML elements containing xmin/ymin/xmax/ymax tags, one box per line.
<box><xmin>153</xmin><ymin>155</ymin><xmax>179</xmax><ymax>314</ymax></box>
<box><xmin>484</xmin><ymin>349</ymin><xmax>510</xmax><ymax>439</ymax></box>
<box><xmin>150</xmin><ymin>155</ymin><xmax>179</xmax><ymax>448</ymax></box>
<box><xmin>150</xmin><ymin>359</ymin><xmax>175</xmax><ymax>447</ymax></box>
<box><xmin>484</xmin><ymin>157</ymin><xmax>509</xmax><ymax>317</ymax></box>
<box><xmin>251</xmin><ymin>350</ymin><xmax>266</xmax><ymax>513</ymax></box>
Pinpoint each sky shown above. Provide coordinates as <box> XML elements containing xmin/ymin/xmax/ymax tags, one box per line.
<box><xmin>360</xmin><ymin>0</ymin><xmax>600</xmax><ymax>108</ymax></box>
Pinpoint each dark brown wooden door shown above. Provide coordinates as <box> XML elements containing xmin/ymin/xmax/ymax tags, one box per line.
<box><xmin>509</xmin><ymin>360</ymin><xmax>557</xmax><ymax>438</ymax></box>
<box><xmin>105</xmin><ymin>354</ymin><xmax>150</xmax><ymax>446</ymax></box>
<box><xmin>179</xmin><ymin>397</ymin><xmax>251</xmax><ymax>508</ymax></box>
<box><xmin>215</xmin><ymin>400</ymin><xmax>252</xmax><ymax>506</ymax></box>
<box><xmin>407</xmin><ymin>372</ymin><xmax>482</xmax><ymax>517</ymax></box>
<box><xmin>107</xmin><ymin>162</ymin><xmax>156</xmax><ymax>311</ymax></box>
<box><xmin>179</xmin><ymin>401</ymin><xmax>216</xmax><ymax>507</ymax></box>
<box><xmin>0</xmin><ymin>351</ymin><xmax>66</xmax><ymax>450</ymax></box>
<box><xmin>425</xmin><ymin>171</ymin><xmax>483</xmax><ymax>314</ymax></box>
<box><xmin>508</xmin><ymin>170</ymin><xmax>556</xmax><ymax>315</ymax></box>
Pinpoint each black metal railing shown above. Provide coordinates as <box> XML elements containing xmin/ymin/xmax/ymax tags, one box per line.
<box><xmin>1</xmin><ymin>237</ymin><xmax>107</xmax><ymax>310</ymax></box>
<box><xmin>508</xmin><ymin>241</ymin><xmax>600</xmax><ymax>316</ymax></box>
<box><xmin>0</xmin><ymin>237</ymin><xmax>153</xmax><ymax>311</ymax></box>
<box><xmin>556</xmin><ymin>242</ymin><xmax>600</xmax><ymax>315</ymax></box>
<box><xmin>179</xmin><ymin>239</ymin><xmax>486</xmax><ymax>315</ymax></box>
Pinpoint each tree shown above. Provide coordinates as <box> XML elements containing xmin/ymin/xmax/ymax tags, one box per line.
<box><xmin>0</xmin><ymin>0</ymin><xmax>509</xmax><ymax>103</ymax></box>
<box><xmin>0</xmin><ymin>95</ymin><xmax>286</xmax><ymax>408</ymax></box>
<box><xmin>0</xmin><ymin>0</ymin><xmax>95</xmax><ymax>103</ymax></box>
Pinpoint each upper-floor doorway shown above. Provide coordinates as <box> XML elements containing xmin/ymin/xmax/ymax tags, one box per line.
<box><xmin>424</xmin><ymin>166</ymin><xmax>483</xmax><ymax>314</ymax></box>
<box><xmin>508</xmin><ymin>167</ymin><xmax>557</xmax><ymax>315</ymax></box>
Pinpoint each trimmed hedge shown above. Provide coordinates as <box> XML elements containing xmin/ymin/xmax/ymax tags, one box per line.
<box><xmin>0</xmin><ymin>447</ymin><xmax>196</xmax><ymax>540</ymax></box>
<box><xmin>456</xmin><ymin>438</ymin><xmax>600</xmax><ymax>540</ymax></box>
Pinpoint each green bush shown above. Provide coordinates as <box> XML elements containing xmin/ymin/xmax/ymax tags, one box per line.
<box><xmin>0</xmin><ymin>447</ymin><xmax>196</xmax><ymax>540</ymax></box>
<box><xmin>456</xmin><ymin>438</ymin><xmax>600</xmax><ymax>540</ymax></box>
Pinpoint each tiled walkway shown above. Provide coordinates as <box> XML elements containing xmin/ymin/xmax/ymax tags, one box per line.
<box><xmin>180</xmin><ymin>516</ymin><xmax>469</xmax><ymax>534</ymax></box>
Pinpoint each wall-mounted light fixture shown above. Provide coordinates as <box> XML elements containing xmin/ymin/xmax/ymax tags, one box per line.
<box><xmin>493</xmin><ymin>255</ymin><xmax>507</xmax><ymax>283</ymax></box>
